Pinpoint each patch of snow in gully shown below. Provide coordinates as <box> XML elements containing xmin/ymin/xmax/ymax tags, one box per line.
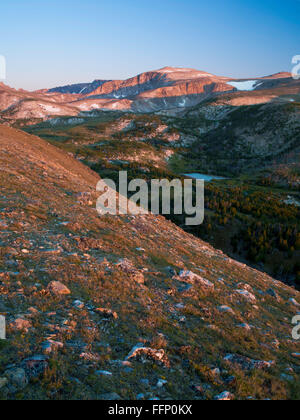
<box><xmin>228</xmin><ymin>80</ymin><xmax>260</xmax><ymax>91</ymax></box>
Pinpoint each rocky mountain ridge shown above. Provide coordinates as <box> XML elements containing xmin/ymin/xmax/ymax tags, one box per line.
<box><xmin>0</xmin><ymin>67</ymin><xmax>298</xmax><ymax>122</ymax></box>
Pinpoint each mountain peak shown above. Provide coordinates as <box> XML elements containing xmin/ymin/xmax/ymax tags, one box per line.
<box><xmin>264</xmin><ymin>71</ymin><xmax>292</xmax><ymax>79</ymax></box>
<box><xmin>157</xmin><ymin>66</ymin><xmax>196</xmax><ymax>72</ymax></box>
<box><xmin>156</xmin><ymin>66</ymin><xmax>215</xmax><ymax>77</ymax></box>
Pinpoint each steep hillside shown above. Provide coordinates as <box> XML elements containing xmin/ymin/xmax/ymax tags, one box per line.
<box><xmin>0</xmin><ymin>125</ymin><xmax>299</xmax><ymax>400</ymax></box>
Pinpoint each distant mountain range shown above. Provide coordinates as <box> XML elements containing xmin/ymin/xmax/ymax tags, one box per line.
<box><xmin>48</xmin><ymin>79</ymin><xmax>110</xmax><ymax>95</ymax></box>
<box><xmin>0</xmin><ymin>67</ymin><xmax>298</xmax><ymax>122</ymax></box>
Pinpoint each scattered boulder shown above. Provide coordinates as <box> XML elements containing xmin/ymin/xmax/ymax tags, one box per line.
<box><xmin>177</xmin><ymin>270</ymin><xmax>214</xmax><ymax>293</ymax></box>
<box><xmin>96</xmin><ymin>308</ymin><xmax>118</xmax><ymax>320</ymax></box>
<box><xmin>10</xmin><ymin>318</ymin><xmax>32</xmax><ymax>333</ymax></box>
<box><xmin>136</xmin><ymin>248</ymin><xmax>145</xmax><ymax>253</ymax></box>
<box><xmin>237</xmin><ymin>283</ymin><xmax>253</xmax><ymax>292</ymax></box>
<box><xmin>42</xmin><ymin>340</ymin><xmax>64</xmax><ymax>354</ymax></box>
<box><xmin>126</xmin><ymin>345</ymin><xmax>170</xmax><ymax>368</ymax></box>
<box><xmin>157</xmin><ymin>379</ymin><xmax>168</xmax><ymax>388</ymax></box>
<box><xmin>253</xmin><ymin>360</ymin><xmax>275</xmax><ymax>370</ymax></box>
<box><xmin>95</xmin><ymin>370</ymin><xmax>113</xmax><ymax>376</ymax></box>
<box><xmin>73</xmin><ymin>300</ymin><xmax>84</xmax><ymax>309</ymax></box>
<box><xmin>214</xmin><ymin>391</ymin><xmax>234</xmax><ymax>401</ymax></box>
<box><xmin>21</xmin><ymin>355</ymin><xmax>49</xmax><ymax>378</ymax></box>
<box><xmin>80</xmin><ymin>352</ymin><xmax>102</xmax><ymax>362</ymax></box>
<box><xmin>47</xmin><ymin>281</ymin><xmax>71</xmax><ymax>296</ymax></box>
<box><xmin>218</xmin><ymin>306</ymin><xmax>235</xmax><ymax>315</ymax></box>
<box><xmin>224</xmin><ymin>354</ymin><xmax>275</xmax><ymax>371</ymax></box>
<box><xmin>27</xmin><ymin>307</ymin><xmax>39</xmax><ymax>316</ymax></box>
<box><xmin>117</xmin><ymin>259</ymin><xmax>145</xmax><ymax>284</ymax></box>
<box><xmin>235</xmin><ymin>289</ymin><xmax>256</xmax><ymax>303</ymax></box>
<box><xmin>4</xmin><ymin>368</ymin><xmax>28</xmax><ymax>389</ymax></box>
<box><xmin>110</xmin><ymin>360</ymin><xmax>132</xmax><ymax>367</ymax></box>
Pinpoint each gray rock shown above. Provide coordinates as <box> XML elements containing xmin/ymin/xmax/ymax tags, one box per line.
<box><xmin>235</xmin><ymin>289</ymin><xmax>256</xmax><ymax>303</ymax></box>
<box><xmin>218</xmin><ymin>305</ymin><xmax>235</xmax><ymax>314</ymax></box>
<box><xmin>157</xmin><ymin>379</ymin><xmax>168</xmax><ymax>388</ymax></box>
<box><xmin>224</xmin><ymin>354</ymin><xmax>275</xmax><ymax>371</ymax></box>
<box><xmin>178</xmin><ymin>270</ymin><xmax>214</xmax><ymax>293</ymax></box>
<box><xmin>4</xmin><ymin>368</ymin><xmax>28</xmax><ymax>389</ymax></box>
<box><xmin>95</xmin><ymin>370</ymin><xmax>113</xmax><ymax>376</ymax></box>
<box><xmin>73</xmin><ymin>300</ymin><xmax>84</xmax><ymax>309</ymax></box>
<box><xmin>214</xmin><ymin>391</ymin><xmax>234</xmax><ymax>400</ymax></box>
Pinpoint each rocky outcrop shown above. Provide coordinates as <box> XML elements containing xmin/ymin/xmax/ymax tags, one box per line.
<box><xmin>126</xmin><ymin>345</ymin><xmax>170</xmax><ymax>368</ymax></box>
<box><xmin>47</xmin><ymin>281</ymin><xmax>71</xmax><ymax>296</ymax></box>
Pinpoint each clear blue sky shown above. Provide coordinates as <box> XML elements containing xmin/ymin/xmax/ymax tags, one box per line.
<box><xmin>1</xmin><ymin>0</ymin><xmax>300</xmax><ymax>90</ymax></box>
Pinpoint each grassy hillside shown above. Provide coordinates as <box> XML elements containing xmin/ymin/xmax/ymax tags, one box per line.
<box><xmin>0</xmin><ymin>125</ymin><xmax>299</xmax><ymax>400</ymax></box>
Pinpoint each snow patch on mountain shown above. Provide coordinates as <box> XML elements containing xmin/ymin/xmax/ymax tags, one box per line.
<box><xmin>228</xmin><ymin>80</ymin><xmax>261</xmax><ymax>91</ymax></box>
